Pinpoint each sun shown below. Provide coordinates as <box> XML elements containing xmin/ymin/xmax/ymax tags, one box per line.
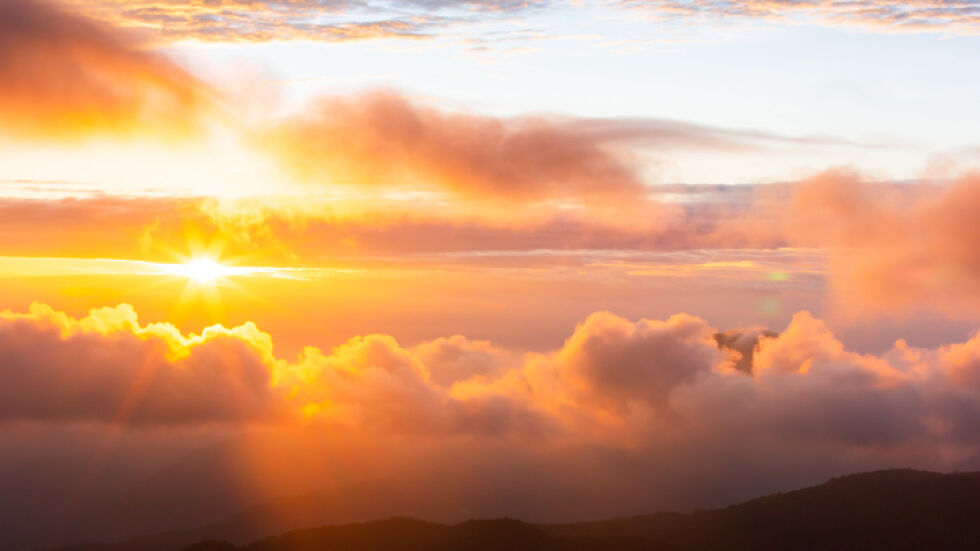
<box><xmin>174</xmin><ymin>257</ymin><xmax>230</xmax><ymax>284</ymax></box>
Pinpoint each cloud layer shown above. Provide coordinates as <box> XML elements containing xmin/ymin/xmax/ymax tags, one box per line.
<box><xmin>4</xmin><ymin>301</ymin><xmax>980</xmax><ymax>455</ymax></box>
<box><xmin>4</xmin><ymin>169</ymin><xmax>979</xmax><ymax>318</ymax></box>
<box><xmin>4</xmin><ymin>303</ymin><xmax>980</xmax><ymax>548</ymax></box>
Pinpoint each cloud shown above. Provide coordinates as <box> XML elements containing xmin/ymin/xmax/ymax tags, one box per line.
<box><xmin>0</xmin><ymin>303</ymin><xmax>283</xmax><ymax>424</ymax></box>
<box><xmin>4</xmin><ymin>301</ymin><xmax>980</xmax><ymax>453</ymax></box>
<box><xmin>61</xmin><ymin>0</ymin><xmax>980</xmax><ymax>46</ymax></box>
<box><xmin>411</xmin><ymin>335</ymin><xmax>518</xmax><ymax>387</ymax></box>
<box><xmin>543</xmin><ymin>311</ymin><xmax>726</xmax><ymax>413</ymax></box>
<box><xmin>0</xmin><ymin>0</ymin><xmax>210</xmax><ymax>140</ymax></box>
<box><xmin>288</xmin><ymin>334</ymin><xmax>552</xmax><ymax>436</ymax></box>
<box><xmin>0</xmin><ymin>196</ymin><xmax>199</xmax><ymax>259</ymax></box>
<box><xmin>3</xmin><ymin>173</ymin><xmax>978</xmax><ymax>321</ymax></box>
<box><xmin>8</xmin><ymin>171</ymin><xmax>980</xmax><ymax>322</ymax></box>
<box><xmin>785</xmin><ymin>170</ymin><xmax>980</xmax><ymax>314</ymax></box>
<box><xmin>262</xmin><ymin>91</ymin><xmax>649</xmax><ymax>204</ymax></box>
<box><xmin>0</xmin><ymin>303</ymin><xmax>550</xmax><ymax>433</ymax></box>
<box><xmin>0</xmin><ymin>186</ymin><xmax>780</xmax><ymax>268</ymax></box>
<box><xmin>259</xmin><ymin>91</ymin><xmax>859</xmax><ymax>222</ymax></box>
<box><xmin>620</xmin><ymin>0</ymin><xmax>980</xmax><ymax>34</ymax></box>
<box><xmin>5</xmin><ymin>302</ymin><xmax>980</xmax><ymax>548</ymax></box>
<box><xmin>710</xmin><ymin>311</ymin><xmax>924</xmax><ymax>448</ymax></box>
<box><xmin>64</xmin><ymin>0</ymin><xmax>548</xmax><ymax>43</ymax></box>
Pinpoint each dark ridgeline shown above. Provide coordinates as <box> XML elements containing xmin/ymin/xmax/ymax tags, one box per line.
<box><xmin>48</xmin><ymin>469</ymin><xmax>980</xmax><ymax>551</ymax></box>
<box><xmin>183</xmin><ymin>519</ymin><xmax>647</xmax><ymax>551</ymax></box>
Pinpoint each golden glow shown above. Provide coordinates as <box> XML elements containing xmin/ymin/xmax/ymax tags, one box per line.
<box><xmin>173</xmin><ymin>257</ymin><xmax>228</xmax><ymax>284</ymax></box>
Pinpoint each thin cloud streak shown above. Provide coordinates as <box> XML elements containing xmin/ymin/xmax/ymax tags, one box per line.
<box><xmin>63</xmin><ymin>0</ymin><xmax>550</xmax><ymax>43</ymax></box>
<box><xmin>57</xmin><ymin>0</ymin><xmax>980</xmax><ymax>46</ymax></box>
<box><xmin>619</xmin><ymin>0</ymin><xmax>980</xmax><ymax>34</ymax></box>
<box><xmin>0</xmin><ymin>255</ymin><xmax>359</xmax><ymax>281</ymax></box>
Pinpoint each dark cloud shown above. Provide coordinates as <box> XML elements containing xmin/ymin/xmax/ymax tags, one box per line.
<box><xmin>714</xmin><ymin>326</ymin><xmax>778</xmax><ymax>374</ymax></box>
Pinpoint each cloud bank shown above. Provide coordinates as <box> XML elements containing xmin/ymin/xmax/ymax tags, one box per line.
<box><xmin>4</xmin><ymin>169</ymin><xmax>979</xmax><ymax>318</ymax></box>
<box><xmin>3</xmin><ymin>301</ymin><xmax>980</xmax><ymax>455</ymax></box>
<box><xmin>3</xmin><ymin>303</ymin><xmax>980</xmax><ymax>548</ymax></box>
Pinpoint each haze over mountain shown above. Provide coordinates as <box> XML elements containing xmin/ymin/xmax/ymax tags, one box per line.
<box><xmin>47</xmin><ymin>470</ymin><xmax>980</xmax><ymax>551</ymax></box>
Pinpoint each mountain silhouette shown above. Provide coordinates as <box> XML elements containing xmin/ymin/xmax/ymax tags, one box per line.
<box><xmin>47</xmin><ymin>469</ymin><xmax>980</xmax><ymax>551</ymax></box>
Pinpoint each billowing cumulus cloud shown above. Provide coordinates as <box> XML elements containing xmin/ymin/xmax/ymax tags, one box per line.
<box><xmin>544</xmin><ymin>311</ymin><xmax>726</xmax><ymax>412</ymax></box>
<box><xmin>284</xmin><ymin>334</ymin><xmax>550</xmax><ymax>436</ymax></box>
<box><xmin>411</xmin><ymin>335</ymin><xmax>517</xmax><ymax>387</ymax></box>
<box><xmin>4</xmin><ymin>302</ymin><xmax>980</xmax><ymax>549</ymax></box>
<box><xmin>673</xmin><ymin>312</ymin><xmax>926</xmax><ymax>451</ymax></box>
<box><xmin>0</xmin><ymin>303</ymin><xmax>283</xmax><ymax>424</ymax></box>
<box><xmin>0</xmin><ymin>0</ymin><xmax>209</xmax><ymax>140</ymax></box>
<box><xmin>4</xmin><ymin>301</ymin><xmax>980</xmax><ymax>449</ymax></box>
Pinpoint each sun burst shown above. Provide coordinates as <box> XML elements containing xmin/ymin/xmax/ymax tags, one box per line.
<box><xmin>178</xmin><ymin>257</ymin><xmax>231</xmax><ymax>283</ymax></box>
<box><xmin>171</xmin><ymin>257</ymin><xmax>232</xmax><ymax>284</ymax></box>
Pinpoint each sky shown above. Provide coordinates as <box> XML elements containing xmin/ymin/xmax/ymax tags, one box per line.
<box><xmin>1</xmin><ymin>0</ymin><xmax>979</xmax><ymax>549</ymax></box>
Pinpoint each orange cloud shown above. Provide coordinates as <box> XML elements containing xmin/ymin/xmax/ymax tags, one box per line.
<box><xmin>411</xmin><ymin>335</ymin><xmax>518</xmax><ymax>387</ymax></box>
<box><xmin>4</xmin><ymin>301</ymin><xmax>980</xmax><ymax>549</ymax></box>
<box><xmin>258</xmin><ymin>91</ymin><xmax>850</xmax><ymax>224</ymax></box>
<box><xmin>3</xmin><ymin>171</ymin><xmax>979</xmax><ymax>321</ymax></box>
<box><xmin>0</xmin><ymin>0</ymin><xmax>209</xmax><ymax>140</ymax></box>
<box><xmin>0</xmin><ymin>303</ymin><xmax>283</xmax><ymax>424</ymax></box>
<box><xmin>785</xmin><ymin>170</ymin><xmax>980</xmax><ymax>314</ymax></box>
<box><xmin>3</xmin><ymin>301</ymin><xmax>979</xmax><ymax>448</ymax></box>
<box><xmin>545</xmin><ymin>311</ymin><xmax>726</xmax><ymax>413</ymax></box>
<box><xmin>262</xmin><ymin>91</ymin><xmax>649</xmax><ymax>206</ymax></box>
